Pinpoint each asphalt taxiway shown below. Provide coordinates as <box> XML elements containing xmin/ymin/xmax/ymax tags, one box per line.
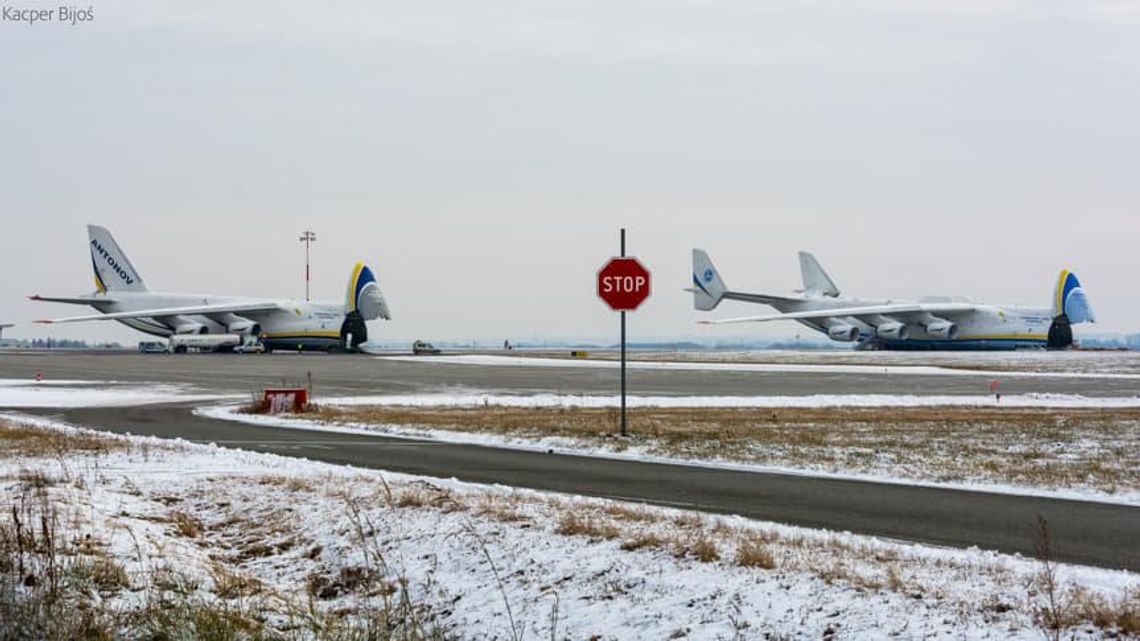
<box><xmin>3</xmin><ymin>350</ymin><xmax>1139</xmax><ymax>397</ymax></box>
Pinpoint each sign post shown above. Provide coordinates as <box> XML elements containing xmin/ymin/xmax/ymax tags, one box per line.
<box><xmin>596</xmin><ymin>228</ymin><xmax>651</xmax><ymax>436</ymax></box>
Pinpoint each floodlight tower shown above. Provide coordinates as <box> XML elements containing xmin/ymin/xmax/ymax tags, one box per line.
<box><xmin>299</xmin><ymin>230</ymin><xmax>316</xmax><ymax>301</ymax></box>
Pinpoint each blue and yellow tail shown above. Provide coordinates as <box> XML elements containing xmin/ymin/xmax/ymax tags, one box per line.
<box><xmin>345</xmin><ymin>262</ymin><xmax>390</xmax><ymax>321</ymax></box>
<box><xmin>1052</xmin><ymin>270</ymin><xmax>1095</xmax><ymax>323</ymax></box>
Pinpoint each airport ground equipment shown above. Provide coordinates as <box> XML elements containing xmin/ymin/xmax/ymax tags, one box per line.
<box><xmin>412</xmin><ymin>340</ymin><xmax>441</xmax><ymax>355</ymax></box>
<box><xmin>137</xmin><ymin>341</ymin><xmax>167</xmax><ymax>354</ymax></box>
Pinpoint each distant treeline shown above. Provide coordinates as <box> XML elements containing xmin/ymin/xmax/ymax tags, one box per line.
<box><xmin>1075</xmin><ymin>334</ymin><xmax>1140</xmax><ymax>350</ymax></box>
<box><xmin>0</xmin><ymin>338</ymin><xmax>123</xmax><ymax>349</ymax></box>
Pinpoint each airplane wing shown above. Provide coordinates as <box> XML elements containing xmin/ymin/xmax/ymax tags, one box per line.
<box><xmin>35</xmin><ymin>301</ymin><xmax>284</xmax><ymax>324</ymax></box>
<box><xmin>29</xmin><ymin>294</ymin><xmax>119</xmax><ymax>305</ymax></box>
<box><xmin>699</xmin><ymin>302</ymin><xmax>977</xmax><ymax>325</ymax></box>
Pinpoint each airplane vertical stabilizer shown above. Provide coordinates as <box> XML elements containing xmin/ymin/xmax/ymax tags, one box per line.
<box><xmin>1052</xmin><ymin>270</ymin><xmax>1095</xmax><ymax>323</ymax></box>
<box><xmin>691</xmin><ymin>249</ymin><xmax>728</xmax><ymax>311</ymax></box>
<box><xmin>345</xmin><ymin>261</ymin><xmax>390</xmax><ymax>320</ymax></box>
<box><xmin>798</xmin><ymin>252</ymin><xmax>839</xmax><ymax>298</ymax></box>
<box><xmin>88</xmin><ymin>225</ymin><xmax>148</xmax><ymax>293</ymax></box>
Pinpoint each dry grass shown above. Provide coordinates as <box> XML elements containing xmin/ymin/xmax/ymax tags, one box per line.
<box><xmin>208</xmin><ymin>563</ymin><xmax>264</xmax><ymax>599</ymax></box>
<box><xmin>394</xmin><ymin>485</ymin><xmax>468</xmax><ymax>513</ymax></box>
<box><xmin>316</xmin><ymin>405</ymin><xmax>1140</xmax><ymax>493</ymax></box>
<box><xmin>735</xmin><ymin>539</ymin><xmax>776</xmax><ymax>569</ymax></box>
<box><xmin>257</xmin><ymin>474</ymin><xmax>316</xmax><ymax>493</ymax></box>
<box><xmin>473</xmin><ymin>496</ymin><xmax>529</xmax><ymax>523</ymax></box>
<box><xmin>169</xmin><ymin>510</ymin><xmax>203</xmax><ymax>538</ymax></box>
<box><xmin>1028</xmin><ymin>581</ymin><xmax>1140</xmax><ymax>636</ymax></box>
<box><xmin>0</xmin><ymin>419</ymin><xmax>128</xmax><ymax>457</ymax></box>
<box><xmin>619</xmin><ymin>532</ymin><xmax>664</xmax><ymax>551</ymax></box>
<box><xmin>672</xmin><ymin>533</ymin><xmax>720</xmax><ymax>563</ymax></box>
<box><xmin>555</xmin><ymin>513</ymin><xmax>619</xmax><ymax>540</ymax></box>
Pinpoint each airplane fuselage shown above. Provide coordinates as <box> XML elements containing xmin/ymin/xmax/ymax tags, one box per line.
<box><xmin>769</xmin><ymin>297</ymin><xmax>1052</xmax><ymax>350</ymax></box>
<box><xmin>83</xmin><ymin>291</ymin><xmax>348</xmax><ymax>351</ymax></box>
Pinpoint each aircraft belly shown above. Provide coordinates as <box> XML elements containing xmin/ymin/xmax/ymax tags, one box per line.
<box><xmin>878</xmin><ymin>338</ymin><xmax>1046</xmax><ymax>351</ymax></box>
<box><xmin>872</xmin><ymin>310</ymin><xmax>1046</xmax><ymax>350</ymax></box>
<box><xmin>259</xmin><ymin>313</ymin><xmax>342</xmax><ymax>350</ymax></box>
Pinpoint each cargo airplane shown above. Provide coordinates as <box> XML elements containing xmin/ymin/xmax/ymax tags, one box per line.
<box><xmin>31</xmin><ymin>226</ymin><xmax>390</xmax><ymax>352</ymax></box>
<box><xmin>691</xmin><ymin>249</ymin><xmax>1094</xmax><ymax>350</ymax></box>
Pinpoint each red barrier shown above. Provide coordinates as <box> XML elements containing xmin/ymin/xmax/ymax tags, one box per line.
<box><xmin>263</xmin><ymin>388</ymin><xmax>309</xmax><ymax>413</ymax></box>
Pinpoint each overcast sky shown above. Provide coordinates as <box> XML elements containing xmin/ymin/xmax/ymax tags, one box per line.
<box><xmin>2</xmin><ymin>1</ymin><xmax>1138</xmax><ymax>343</ymax></box>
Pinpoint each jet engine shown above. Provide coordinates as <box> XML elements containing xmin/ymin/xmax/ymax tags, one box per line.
<box><xmin>826</xmin><ymin>323</ymin><xmax>859</xmax><ymax>342</ymax></box>
<box><xmin>875</xmin><ymin>321</ymin><xmax>909</xmax><ymax>340</ymax></box>
<box><xmin>226</xmin><ymin>320</ymin><xmax>261</xmax><ymax>337</ymax></box>
<box><xmin>924</xmin><ymin>319</ymin><xmax>959</xmax><ymax>339</ymax></box>
<box><xmin>173</xmin><ymin>322</ymin><xmax>207</xmax><ymax>335</ymax></box>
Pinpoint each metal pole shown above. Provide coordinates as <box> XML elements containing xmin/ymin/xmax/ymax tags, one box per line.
<box><xmin>620</xmin><ymin>227</ymin><xmax>627</xmax><ymax>437</ymax></box>
<box><xmin>299</xmin><ymin>230</ymin><xmax>316</xmax><ymax>301</ymax></box>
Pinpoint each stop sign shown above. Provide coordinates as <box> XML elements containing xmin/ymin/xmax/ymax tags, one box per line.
<box><xmin>597</xmin><ymin>257</ymin><xmax>651</xmax><ymax>311</ymax></box>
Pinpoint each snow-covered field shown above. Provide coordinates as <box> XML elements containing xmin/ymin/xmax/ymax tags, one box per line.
<box><xmin>2</xmin><ymin>414</ymin><xmax>1136</xmax><ymax>640</ymax></box>
<box><xmin>0</xmin><ymin>378</ymin><xmax>236</xmax><ymax>407</ymax></box>
<box><xmin>381</xmin><ymin>353</ymin><xmax>1140</xmax><ymax>379</ymax></box>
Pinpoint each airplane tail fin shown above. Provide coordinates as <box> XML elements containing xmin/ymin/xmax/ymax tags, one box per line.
<box><xmin>88</xmin><ymin>225</ymin><xmax>147</xmax><ymax>293</ymax></box>
<box><xmin>798</xmin><ymin>251</ymin><xmax>840</xmax><ymax>298</ymax></box>
<box><xmin>1052</xmin><ymin>269</ymin><xmax>1095</xmax><ymax>323</ymax></box>
<box><xmin>345</xmin><ymin>262</ymin><xmax>390</xmax><ymax>321</ymax></box>
<box><xmin>691</xmin><ymin>249</ymin><xmax>728</xmax><ymax>311</ymax></box>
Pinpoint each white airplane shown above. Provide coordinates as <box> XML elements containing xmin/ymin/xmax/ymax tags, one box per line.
<box><xmin>31</xmin><ymin>225</ymin><xmax>390</xmax><ymax>352</ymax></box>
<box><xmin>691</xmin><ymin>249</ymin><xmax>1095</xmax><ymax>350</ymax></box>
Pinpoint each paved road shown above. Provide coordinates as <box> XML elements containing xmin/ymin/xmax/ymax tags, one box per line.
<box><xmin>4</xmin><ymin>350</ymin><xmax>1139</xmax><ymax>397</ymax></box>
<box><xmin>30</xmin><ymin>402</ymin><xmax>1140</xmax><ymax>573</ymax></box>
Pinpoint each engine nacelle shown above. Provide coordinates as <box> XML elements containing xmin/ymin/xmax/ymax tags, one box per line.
<box><xmin>875</xmin><ymin>321</ymin><xmax>909</xmax><ymax>340</ymax></box>
<box><xmin>924</xmin><ymin>320</ymin><xmax>959</xmax><ymax>339</ymax></box>
<box><xmin>174</xmin><ymin>322</ymin><xmax>207</xmax><ymax>335</ymax></box>
<box><xmin>826</xmin><ymin>323</ymin><xmax>859</xmax><ymax>342</ymax></box>
<box><xmin>226</xmin><ymin>320</ymin><xmax>261</xmax><ymax>336</ymax></box>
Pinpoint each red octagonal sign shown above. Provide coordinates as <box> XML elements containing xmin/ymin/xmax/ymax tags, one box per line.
<box><xmin>597</xmin><ymin>257</ymin><xmax>651</xmax><ymax>311</ymax></box>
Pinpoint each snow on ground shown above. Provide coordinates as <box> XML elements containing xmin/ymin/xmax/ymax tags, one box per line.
<box><xmin>381</xmin><ymin>353</ymin><xmax>1140</xmax><ymax>379</ymax></box>
<box><xmin>203</xmin><ymin>403</ymin><xmax>1140</xmax><ymax>506</ymax></box>
<box><xmin>2</xmin><ymin>413</ymin><xmax>1136</xmax><ymax>640</ymax></box>
<box><xmin>0</xmin><ymin>378</ymin><xmax>236</xmax><ymax>407</ymax></box>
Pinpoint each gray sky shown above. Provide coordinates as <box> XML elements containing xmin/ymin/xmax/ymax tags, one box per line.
<box><xmin>2</xmin><ymin>1</ymin><xmax>1138</xmax><ymax>343</ymax></box>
